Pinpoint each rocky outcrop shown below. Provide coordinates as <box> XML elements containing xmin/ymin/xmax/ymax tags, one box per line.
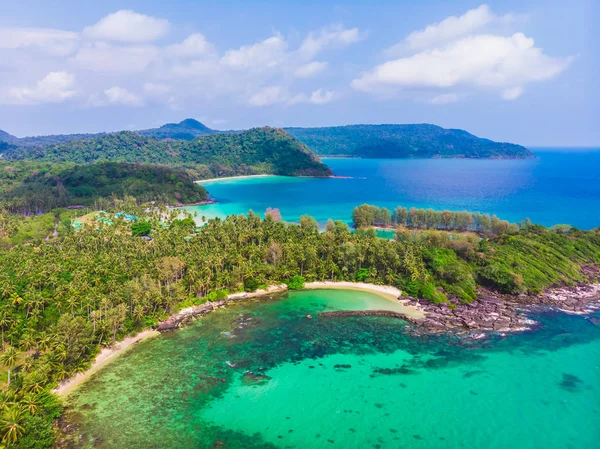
<box><xmin>319</xmin><ymin>283</ymin><xmax>600</xmax><ymax>337</ymax></box>
<box><xmin>157</xmin><ymin>284</ymin><xmax>288</xmax><ymax>332</ymax></box>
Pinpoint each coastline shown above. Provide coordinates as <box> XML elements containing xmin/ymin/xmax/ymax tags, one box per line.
<box><xmin>53</xmin><ymin>280</ymin><xmax>600</xmax><ymax>397</ymax></box>
<box><xmin>54</xmin><ymin>330</ymin><xmax>159</xmax><ymax>396</ymax></box>
<box><xmin>195</xmin><ymin>174</ymin><xmax>275</xmax><ymax>184</ymax></box>
<box><xmin>304</xmin><ymin>281</ymin><xmax>426</xmax><ymax>319</ymax></box>
<box><xmin>54</xmin><ymin>282</ymin><xmax>424</xmax><ymax>396</ymax></box>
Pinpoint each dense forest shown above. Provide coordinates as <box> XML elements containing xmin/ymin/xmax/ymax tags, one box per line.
<box><xmin>138</xmin><ymin>118</ymin><xmax>216</xmax><ymax>140</ymax></box>
<box><xmin>1</xmin><ymin>120</ymin><xmax>532</xmax><ymax>160</ymax></box>
<box><xmin>0</xmin><ymin>119</ymin><xmax>215</xmax><ymax>148</ymax></box>
<box><xmin>0</xmin><ymin>162</ymin><xmax>208</xmax><ymax>214</ymax></box>
<box><xmin>4</xmin><ymin>127</ymin><xmax>332</xmax><ymax>178</ymax></box>
<box><xmin>352</xmin><ymin>204</ymin><xmax>523</xmax><ymax>234</ymax></box>
<box><xmin>286</xmin><ymin>124</ymin><xmax>534</xmax><ymax>159</ymax></box>
<box><xmin>0</xmin><ymin>201</ymin><xmax>599</xmax><ymax>446</ymax></box>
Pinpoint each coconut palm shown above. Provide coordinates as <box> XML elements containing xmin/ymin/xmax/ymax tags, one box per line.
<box><xmin>1</xmin><ymin>406</ymin><xmax>25</xmax><ymax>444</ymax></box>
<box><xmin>0</xmin><ymin>347</ymin><xmax>19</xmax><ymax>389</ymax></box>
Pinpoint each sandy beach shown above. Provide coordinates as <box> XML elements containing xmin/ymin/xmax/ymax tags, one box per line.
<box><xmin>55</xmin><ymin>282</ymin><xmax>424</xmax><ymax>396</ymax></box>
<box><xmin>305</xmin><ymin>281</ymin><xmax>426</xmax><ymax>319</ymax></box>
<box><xmin>54</xmin><ymin>330</ymin><xmax>159</xmax><ymax>396</ymax></box>
<box><xmin>195</xmin><ymin>174</ymin><xmax>275</xmax><ymax>184</ymax></box>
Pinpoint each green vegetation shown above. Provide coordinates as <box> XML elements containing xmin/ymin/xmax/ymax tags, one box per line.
<box><xmin>0</xmin><ymin>161</ymin><xmax>208</xmax><ymax>214</ymax></box>
<box><xmin>286</xmin><ymin>124</ymin><xmax>534</xmax><ymax>159</ymax></box>
<box><xmin>0</xmin><ymin>200</ymin><xmax>598</xmax><ymax>446</ymax></box>
<box><xmin>352</xmin><ymin>203</ymin><xmax>521</xmax><ymax>234</ymax></box>
<box><xmin>138</xmin><ymin>118</ymin><xmax>216</xmax><ymax>140</ymax></box>
<box><xmin>131</xmin><ymin>221</ymin><xmax>152</xmax><ymax>237</ymax></box>
<box><xmin>5</xmin><ymin>127</ymin><xmax>332</xmax><ymax>178</ymax></box>
<box><xmin>287</xmin><ymin>275</ymin><xmax>306</xmax><ymax>290</ymax></box>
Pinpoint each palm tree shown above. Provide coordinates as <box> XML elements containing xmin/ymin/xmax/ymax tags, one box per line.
<box><xmin>0</xmin><ymin>347</ymin><xmax>18</xmax><ymax>389</ymax></box>
<box><xmin>1</xmin><ymin>406</ymin><xmax>25</xmax><ymax>444</ymax></box>
<box><xmin>21</xmin><ymin>393</ymin><xmax>41</xmax><ymax>416</ymax></box>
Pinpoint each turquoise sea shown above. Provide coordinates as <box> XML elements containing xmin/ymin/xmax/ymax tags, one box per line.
<box><xmin>66</xmin><ymin>289</ymin><xmax>600</xmax><ymax>449</ymax></box>
<box><xmin>182</xmin><ymin>149</ymin><xmax>600</xmax><ymax>229</ymax></box>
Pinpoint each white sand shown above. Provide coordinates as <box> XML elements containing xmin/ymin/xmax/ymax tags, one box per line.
<box><xmin>54</xmin><ymin>330</ymin><xmax>159</xmax><ymax>397</ymax></box>
<box><xmin>304</xmin><ymin>281</ymin><xmax>426</xmax><ymax>319</ymax></box>
<box><xmin>55</xmin><ymin>282</ymin><xmax>424</xmax><ymax>396</ymax></box>
<box><xmin>195</xmin><ymin>174</ymin><xmax>275</xmax><ymax>184</ymax></box>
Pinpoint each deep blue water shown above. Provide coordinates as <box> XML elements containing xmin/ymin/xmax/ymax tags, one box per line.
<box><xmin>185</xmin><ymin>149</ymin><xmax>600</xmax><ymax>229</ymax></box>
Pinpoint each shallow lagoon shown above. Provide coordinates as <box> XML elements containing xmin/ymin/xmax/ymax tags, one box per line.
<box><xmin>65</xmin><ymin>289</ymin><xmax>600</xmax><ymax>449</ymax></box>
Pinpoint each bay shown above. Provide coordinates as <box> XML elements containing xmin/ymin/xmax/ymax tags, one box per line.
<box><xmin>65</xmin><ymin>289</ymin><xmax>600</xmax><ymax>449</ymax></box>
<box><xmin>182</xmin><ymin>149</ymin><xmax>600</xmax><ymax>229</ymax></box>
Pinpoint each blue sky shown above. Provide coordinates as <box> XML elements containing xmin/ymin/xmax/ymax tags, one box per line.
<box><xmin>0</xmin><ymin>0</ymin><xmax>597</xmax><ymax>146</ymax></box>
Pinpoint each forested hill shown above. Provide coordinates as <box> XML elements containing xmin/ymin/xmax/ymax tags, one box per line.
<box><xmin>138</xmin><ymin>118</ymin><xmax>216</xmax><ymax>140</ymax></box>
<box><xmin>0</xmin><ymin>161</ymin><xmax>208</xmax><ymax>213</ymax></box>
<box><xmin>0</xmin><ymin>118</ymin><xmax>215</xmax><ymax>147</ymax></box>
<box><xmin>285</xmin><ymin>124</ymin><xmax>534</xmax><ymax>159</ymax></box>
<box><xmin>4</xmin><ymin>127</ymin><xmax>332</xmax><ymax>178</ymax></box>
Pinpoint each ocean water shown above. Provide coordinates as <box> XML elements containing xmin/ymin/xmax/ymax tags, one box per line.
<box><xmin>65</xmin><ymin>289</ymin><xmax>600</xmax><ymax>449</ymax></box>
<box><xmin>182</xmin><ymin>149</ymin><xmax>600</xmax><ymax>229</ymax></box>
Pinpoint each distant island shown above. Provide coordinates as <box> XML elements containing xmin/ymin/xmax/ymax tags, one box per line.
<box><xmin>285</xmin><ymin>124</ymin><xmax>534</xmax><ymax>159</ymax></box>
<box><xmin>0</xmin><ymin>119</ymin><xmax>533</xmax><ymax>159</ymax></box>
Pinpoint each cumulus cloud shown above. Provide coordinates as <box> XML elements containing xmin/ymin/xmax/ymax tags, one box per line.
<box><xmin>354</xmin><ymin>5</ymin><xmax>571</xmax><ymax>102</ymax></box>
<box><xmin>289</xmin><ymin>88</ymin><xmax>335</xmax><ymax>105</ymax></box>
<box><xmin>83</xmin><ymin>10</ymin><xmax>170</xmax><ymax>43</ymax></box>
<box><xmin>103</xmin><ymin>86</ymin><xmax>143</xmax><ymax>106</ymax></box>
<box><xmin>298</xmin><ymin>25</ymin><xmax>363</xmax><ymax>60</ymax></box>
<box><xmin>0</xmin><ymin>27</ymin><xmax>78</xmax><ymax>56</ymax></box>
<box><xmin>294</xmin><ymin>61</ymin><xmax>328</xmax><ymax>78</ymax></box>
<box><xmin>1</xmin><ymin>10</ymin><xmax>361</xmax><ymax>111</ymax></box>
<box><xmin>248</xmin><ymin>86</ymin><xmax>287</xmax><ymax>106</ymax></box>
<box><xmin>0</xmin><ymin>71</ymin><xmax>76</xmax><ymax>105</ymax></box>
<box><xmin>167</xmin><ymin>33</ymin><xmax>215</xmax><ymax>57</ymax></box>
<box><xmin>221</xmin><ymin>35</ymin><xmax>287</xmax><ymax>69</ymax></box>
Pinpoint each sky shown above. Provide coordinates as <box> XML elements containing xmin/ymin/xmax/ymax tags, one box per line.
<box><xmin>0</xmin><ymin>0</ymin><xmax>597</xmax><ymax>146</ymax></box>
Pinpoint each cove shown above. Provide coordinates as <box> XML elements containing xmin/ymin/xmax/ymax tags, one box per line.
<box><xmin>63</xmin><ymin>289</ymin><xmax>600</xmax><ymax>449</ymax></box>
<box><xmin>181</xmin><ymin>149</ymin><xmax>600</xmax><ymax>230</ymax></box>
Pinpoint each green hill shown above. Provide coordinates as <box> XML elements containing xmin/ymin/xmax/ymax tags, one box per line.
<box><xmin>0</xmin><ymin>161</ymin><xmax>208</xmax><ymax>213</ymax></box>
<box><xmin>285</xmin><ymin>124</ymin><xmax>533</xmax><ymax>159</ymax></box>
<box><xmin>5</xmin><ymin>127</ymin><xmax>332</xmax><ymax>178</ymax></box>
<box><xmin>139</xmin><ymin>118</ymin><xmax>216</xmax><ymax>140</ymax></box>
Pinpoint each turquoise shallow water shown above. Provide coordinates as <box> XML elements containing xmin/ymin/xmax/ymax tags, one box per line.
<box><xmin>66</xmin><ymin>289</ymin><xmax>600</xmax><ymax>449</ymax></box>
<box><xmin>183</xmin><ymin>150</ymin><xmax>600</xmax><ymax>229</ymax></box>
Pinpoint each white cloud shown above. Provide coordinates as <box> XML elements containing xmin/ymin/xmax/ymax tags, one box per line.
<box><xmin>294</xmin><ymin>61</ymin><xmax>328</xmax><ymax>78</ymax></box>
<box><xmin>501</xmin><ymin>86</ymin><xmax>523</xmax><ymax>100</ymax></box>
<box><xmin>0</xmin><ymin>71</ymin><xmax>76</xmax><ymax>105</ymax></box>
<box><xmin>289</xmin><ymin>88</ymin><xmax>335</xmax><ymax>105</ymax></box>
<box><xmin>83</xmin><ymin>10</ymin><xmax>170</xmax><ymax>43</ymax></box>
<box><xmin>221</xmin><ymin>35</ymin><xmax>287</xmax><ymax>69</ymax></box>
<box><xmin>0</xmin><ymin>27</ymin><xmax>78</xmax><ymax>56</ymax></box>
<box><xmin>405</xmin><ymin>4</ymin><xmax>493</xmax><ymax>51</ymax></box>
<box><xmin>103</xmin><ymin>86</ymin><xmax>143</xmax><ymax>106</ymax></box>
<box><xmin>248</xmin><ymin>86</ymin><xmax>287</xmax><ymax>106</ymax></box>
<box><xmin>72</xmin><ymin>43</ymin><xmax>159</xmax><ymax>73</ymax></box>
<box><xmin>385</xmin><ymin>4</ymin><xmax>520</xmax><ymax>56</ymax></box>
<box><xmin>167</xmin><ymin>33</ymin><xmax>215</xmax><ymax>57</ymax></box>
<box><xmin>354</xmin><ymin>32</ymin><xmax>571</xmax><ymax>100</ymax></box>
<box><xmin>298</xmin><ymin>25</ymin><xmax>362</xmax><ymax>60</ymax></box>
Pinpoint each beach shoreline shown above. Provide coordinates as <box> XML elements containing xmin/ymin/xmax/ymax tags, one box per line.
<box><xmin>54</xmin><ymin>280</ymin><xmax>600</xmax><ymax>397</ymax></box>
<box><xmin>54</xmin><ymin>330</ymin><xmax>159</xmax><ymax>396</ymax></box>
<box><xmin>195</xmin><ymin>174</ymin><xmax>276</xmax><ymax>184</ymax></box>
<box><xmin>54</xmin><ymin>282</ymin><xmax>424</xmax><ymax>396</ymax></box>
<box><xmin>304</xmin><ymin>281</ymin><xmax>426</xmax><ymax>319</ymax></box>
